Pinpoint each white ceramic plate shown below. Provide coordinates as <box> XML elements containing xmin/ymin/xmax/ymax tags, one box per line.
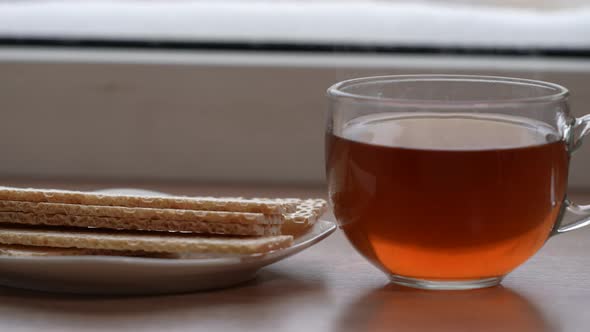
<box><xmin>0</xmin><ymin>189</ymin><xmax>336</xmax><ymax>295</ymax></box>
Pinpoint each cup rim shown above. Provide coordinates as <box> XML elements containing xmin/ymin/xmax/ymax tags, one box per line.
<box><xmin>327</xmin><ymin>75</ymin><xmax>569</xmax><ymax>108</ymax></box>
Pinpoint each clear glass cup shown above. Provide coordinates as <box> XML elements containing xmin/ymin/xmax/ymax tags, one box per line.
<box><xmin>325</xmin><ymin>75</ymin><xmax>590</xmax><ymax>290</ymax></box>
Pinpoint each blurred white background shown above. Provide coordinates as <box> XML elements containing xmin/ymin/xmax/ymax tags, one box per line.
<box><xmin>0</xmin><ymin>0</ymin><xmax>588</xmax><ymax>188</ymax></box>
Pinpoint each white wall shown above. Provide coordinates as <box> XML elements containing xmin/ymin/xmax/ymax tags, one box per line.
<box><xmin>0</xmin><ymin>48</ymin><xmax>589</xmax><ymax>188</ymax></box>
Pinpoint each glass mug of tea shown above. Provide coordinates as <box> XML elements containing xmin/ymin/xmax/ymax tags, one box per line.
<box><xmin>326</xmin><ymin>75</ymin><xmax>590</xmax><ymax>290</ymax></box>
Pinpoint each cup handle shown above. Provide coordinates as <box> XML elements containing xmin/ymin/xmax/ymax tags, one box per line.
<box><xmin>556</xmin><ymin>114</ymin><xmax>590</xmax><ymax>234</ymax></box>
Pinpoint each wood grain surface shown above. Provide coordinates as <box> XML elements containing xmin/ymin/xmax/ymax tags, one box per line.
<box><xmin>0</xmin><ymin>180</ymin><xmax>588</xmax><ymax>332</ymax></box>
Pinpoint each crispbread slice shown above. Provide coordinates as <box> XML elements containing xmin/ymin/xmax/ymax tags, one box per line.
<box><xmin>0</xmin><ymin>225</ymin><xmax>293</xmax><ymax>255</ymax></box>
<box><xmin>0</xmin><ymin>186</ymin><xmax>293</xmax><ymax>214</ymax></box>
<box><xmin>0</xmin><ymin>212</ymin><xmax>281</xmax><ymax>236</ymax></box>
<box><xmin>0</xmin><ymin>200</ymin><xmax>281</xmax><ymax>224</ymax></box>
<box><xmin>0</xmin><ymin>198</ymin><xmax>327</xmax><ymax>235</ymax></box>
<box><xmin>0</xmin><ymin>244</ymin><xmax>178</xmax><ymax>258</ymax></box>
<box><xmin>281</xmin><ymin>199</ymin><xmax>329</xmax><ymax>236</ymax></box>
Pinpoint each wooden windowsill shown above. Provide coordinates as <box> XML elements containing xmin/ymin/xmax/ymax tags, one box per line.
<box><xmin>0</xmin><ymin>179</ymin><xmax>588</xmax><ymax>331</ymax></box>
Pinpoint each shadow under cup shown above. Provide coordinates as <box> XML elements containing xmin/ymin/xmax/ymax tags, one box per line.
<box><xmin>325</xmin><ymin>75</ymin><xmax>575</xmax><ymax>290</ymax></box>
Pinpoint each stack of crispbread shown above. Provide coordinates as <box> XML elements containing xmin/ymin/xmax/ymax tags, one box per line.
<box><xmin>0</xmin><ymin>187</ymin><xmax>327</xmax><ymax>258</ymax></box>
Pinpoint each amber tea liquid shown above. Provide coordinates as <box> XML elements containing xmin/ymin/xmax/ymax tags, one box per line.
<box><xmin>327</xmin><ymin>114</ymin><xmax>569</xmax><ymax>280</ymax></box>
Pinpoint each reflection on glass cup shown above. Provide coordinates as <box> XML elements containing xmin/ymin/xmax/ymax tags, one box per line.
<box><xmin>326</xmin><ymin>75</ymin><xmax>590</xmax><ymax>290</ymax></box>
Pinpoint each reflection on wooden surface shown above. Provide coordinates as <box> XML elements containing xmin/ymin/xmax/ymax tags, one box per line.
<box><xmin>337</xmin><ymin>285</ymin><xmax>553</xmax><ymax>332</ymax></box>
